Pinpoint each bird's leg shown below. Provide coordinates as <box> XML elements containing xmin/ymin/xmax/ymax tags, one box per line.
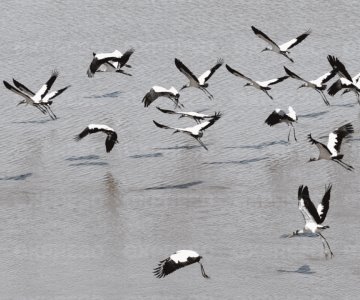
<box><xmin>199</xmin><ymin>262</ymin><xmax>210</xmax><ymax>279</ymax></box>
<box><xmin>356</xmin><ymin>91</ymin><xmax>360</xmax><ymax>105</ymax></box>
<box><xmin>201</xmin><ymin>87</ymin><xmax>213</xmax><ymax>100</ymax></box>
<box><xmin>263</xmin><ymin>89</ymin><xmax>273</xmax><ymax>100</ymax></box>
<box><xmin>333</xmin><ymin>159</ymin><xmax>354</xmax><ymax>171</ymax></box>
<box><xmin>46</xmin><ymin>105</ymin><xmax>57</xmax><ymax>119</ymax></box>
<box><xmin>282</xmin><ymin>52</ymin><xmax>294</xmax><ymax>63</ymax></box>
<box><xmin>291</xmin><ymin>124</ymin><xmax>297</xmax><ymax>142</ymax></box>
<box><xmin>318</xmin><ymin>232</ymin><xmax>334</xmax><ymax>259</ymax></box>
<box><xmin>42</xmin><ymin>105</ymin><xmax>56</xmax><ymax>120</ymax></box>
<box><xmin>35</xmin><ymin>104</ymin><xmax>47</xmax><ymax>114</ymax></box>
<box><xmin>287</xmin><ymin>127</ymin><xmax>291</xmax><ymax>142</ymax></box>
<box><xmin>195</xmin><ymin>137</ymin><xmax>208</xmax><ymax>150</ymax></box>
<box><xmin>318</xmin><ymin>90</ymin><xmax>330</xmax><ymax>106</ymax></box>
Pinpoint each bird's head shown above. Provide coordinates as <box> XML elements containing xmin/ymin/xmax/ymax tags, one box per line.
<box><xmin>261</xmin><ymin>47</ymin><xmax>270</xmax><ymax>52</ymax></box>
<box><xmin>180</xmin><ymin>84</ymin><xmax>188</xmax><ymax>91</ymax></box>
<box><xmin>172</xmin><ymin>130</ymin><xmax>180</xmax><ymax>134</ymax></box>
<box><xmin>244</xmin><ymin>83</ymin><xmax>252</xmax><ymax>87</ymax></box>
<box><xmin>308</xmin><ymin>157</ymin><xmax>317</xmax><ymax>162</ymax></box>
<box><xmin>16</xmin><ymin>100</ymin><xmax>25</xmax><ymax>106</ymax></box>
<box><xmin>288</xmin><ymin>230</ymin><xmax>299</xmax><ymax>238</ymax></box>
<box><xmin>198</xmin><ymin>131</ymin><xmax>204</xmax><ymax>138</ymax></box>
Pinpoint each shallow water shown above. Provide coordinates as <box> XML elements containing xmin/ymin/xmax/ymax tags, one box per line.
<box><xmin>0</xmin><ymin>1</ymin><xmax>360</xmax><ymax>299</ymax></box>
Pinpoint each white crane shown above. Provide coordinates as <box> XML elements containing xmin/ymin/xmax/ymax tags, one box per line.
<box><xmin>327</xmin><ymin>55</ymin><xmax>360</xmax><ymax>104</ymax></box>
<box><xmin>226</xmin><ymin>64</ymin><xmax>288</xmax><ymax>100</ymax></box>
<box><xmin>74</xmin><ymin>124</ymin><xmax>118</xmax><ymax>153</ymax></box>
<box><xmin>3</xmin><ymin>70</ymin><xmax>60</xmax><ymax>119</ymax></box>
<box><xmin>156</xmin><ymin>106</ymin><xmax>221</xmax><ymax>124</ymax></box>
<box><xmin>175</xmin><ymin>58</ymin><xmax>223</xmax><ymax>100</ymax></box>
<box><xmin>265</xmin><ymin>106</ymin><xmax>298</xmax><ymax>141</ymax></box>
<box><xmin>153</xmin><ymin>250</ymin><xmax>209</xmax><ymax>278</ymax></box>
<box><xmin>87</xmin><ymin>48</ymin><xmax>134</xmax><ymax>77</ymax></box>
<box><xmin>251</xmin><ymin>26</ymin><xmax>311</xmax><ymax>63</ymax></box>
<box><xmin>284</xmin><ymin>66</ymin><xmax>337</xmax><ymax>106</ymax></box>
<box><xmin>289</xmin><ymin>184</ymin><xmax>334</xmax><ymax>259</ymax></box>
<box><xmin>142</xmin><ymin>86</ymin><xmax>182</xmax><ymax>108</ymax></box>
<box><xmin>153</xmin><ymin>113</ymin><xmax>221</xmax><ymax>150</ymax></box>
<box><xmin>308</xmin><ymin>123</ymin><xmax>354</xmax><ymax>171</ymax></box>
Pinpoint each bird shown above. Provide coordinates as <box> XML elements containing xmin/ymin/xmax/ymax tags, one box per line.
<box><xmin>3</xmin><ymin>70</ymin><xmax>60</xmax><ymax>119</ymax></box>
<box><xmin>251</xmin><ymin>26</ymin><xmax>311</xmax><ymax>63</ymax></box>
<box><xmin>74</xmin><ymin>124</ymin><xmax>118</xmax><ymax>153</ymax></box>
<box><xmin>289</xmin><ymin>184</ymin><xmax>334</xmax><ymax>259</ymax></box>
<box><xmin>156</xmin><ymin>106</ymin><xmax>220</xmax><ymax>123</ymax></box>
<box><xmin>12</xmin><ymin>78</ymin><xmax>70</xmax><ymax>119</ymax></box>
<box><xmin>308</xmin><ymin>123</ymin><xmax>354</xmax><ymax>171</ymax></box>
<box><xmin>142</xmin><ymin>86</ymin><xmax>182</xmax><ymax>108</ymax></box>
<box><xmin>265</xmin><ymin>106</ymin><xmax>298</xmax><ymax>141</ymax></box>
<box><xmin>153</xmin><ymin>250</ymin><xmax>209</xmax><ymax>278</ymax></box>
<box><xmin>87</xmin><ymin>48</ymin><xmax>134</xmax><ymax>77</ymax></box>
<box><xmin>327</xmin><ymin>55</ymin><xmax>360</xmax><ymax>104</ymax></box>
<box><xmin>284</xmin><ymin>66</ymin><xmax>337</xmax><ymax>106</ymax></box>
<box><xmin>226</xmin><ymin>64</ymin><xmax>289</xmax><ymax>100</ymax></box>
<box><xmin>342</xmin><ymin>72</ymin><xmax>360</xmax><ymax>95</ymax></box>
<box><xmin>174</xmin><ymin>58</ymin><xmax>223</xmax><ymax>100</ymax></box>
<box><xmin>153</xmin><ymin>113</ymin><xmax>221</xmax><ymax>150</ymax></box>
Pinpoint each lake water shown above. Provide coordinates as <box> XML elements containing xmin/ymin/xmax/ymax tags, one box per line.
<box><xmin>0</xmin><ymin>1</ymin><xmax>360</xmax><ymax>299</ymax></box>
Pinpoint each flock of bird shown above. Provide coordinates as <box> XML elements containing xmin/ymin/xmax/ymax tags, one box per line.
<box><xmin>3</xmin><ymin>25</ymin><xmax>358</xmax><ymax>279</ymax></box>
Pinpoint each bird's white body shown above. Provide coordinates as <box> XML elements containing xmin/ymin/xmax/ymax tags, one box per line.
<box><xmin>88</xmin><ymin>124</ymin><xmax>115</xmax><ymax>132</ymax></box>
<box><xmin>94</xmin><ymin>50</ymin><xmax>123</xmax><ymax>61</ymax></box>
<box><xmin>170</xmin><ymin>250</ymin><xmax>200</xmax><ymax>263</ymax></box>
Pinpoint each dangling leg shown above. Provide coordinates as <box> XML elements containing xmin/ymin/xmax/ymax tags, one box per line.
<box><xmin>199</xmin><ymin>262</ymin><xmax>210</xmax><ymax>279</ymax></box>
<box><xmin>42</xmin><ymin>105</ymin><xmax>56</xmax><ymax>120</ymax></box>
<box><xmin>46</xmin><ymin>105</ymin><xmax>57</xmax><ymax>119</ymax></box>
<box><xmin>195</xmin><ymin>137</ymin><xmax>208</xmax><ymax>150</ymax></box>
<box><xmin>201</xmin><ymin>87</ymin><xmax>213</xmax><ymax>100</ymax></box>
<box><xmin>333</xmin><ymin>159</ymin><xmax>354</xmax><ymax>171</ymax></box>
<box><xmin>291</xmin><ymin>124</ymin><xmax>297</xmax><ymax>141</ymax></box>
<box><xmin>318</xmin><ymin>90</ymin><xmax>330</xmax><ymax>106</ymax></box>
<box><xmin>287</xmin><ymin>126</ymin><xmax>291</xmax><ymax>142</ymax></box>
<box><xmin>263</xmin><ymin>89</ymin><xmax>273</xmax><ymax>100</ymax></box>
<box><xmin>282</xmin><ymin>52</ymin><xmax>294</xmax><ymax>63</ymax></box>
<box><xmin>318</xmin><ymin>232</ymin><xmax>334</xmax><ymax>259</ymax></box>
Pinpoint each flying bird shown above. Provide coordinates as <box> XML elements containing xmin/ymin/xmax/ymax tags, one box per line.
<box><xmin>175</xmin><ymin>58</ymin><xmax>223</xmax><ymax>100</ymax></box>
<box><xmin>3</xmin><ymin>70</ymin><xmax>60</xmax><ymax>119</ymax></box>
<box><xmin>251</xmin><ymin>26</ymin><xmax>311</xmax><ymax>62</ymax></box>
<box><xmin>153</xmin><ymin>250</ymin><xmax>209</xmax><ymax>278</ymax></box>
<box><xmin>327</xmin><ymin>55</ymin><xmax>360</xmax><ymax>104</ymax></box>
<box><xmin>153</xmin><ymin>112</ymin><xmax>221</xmax><ymax>150</ymax></box>
<box><xmin>226</xmin><ymin>64</ymin><xmax>288</xmax><ymax>100</ymax></box>
<box><xmin>74</xmin><ymin>124</ymin><xmax>118</xmax><ymax>153</ymax></box>
<box><xmin>12</xmin><ymin>78</ymin><xmax>70</xmax><ymax>119</ymax></box>
<box><xmin>156</xmin><ymin>106</ymin><xmax>220</xmax><ymax>123</ymax></box>
<box><xmin>289</xmin><ymin>185</ymin><xmax>334</xmax><ymax>259</ymax></box>
<box><xmin>87</xmin><ymin>48</ymin><xmax>134</xmax><ymax>77</ymax></box>
<box><xmin>284</xmin><ymin>66</ymin><xmax>337</xmax><ymax>106</ymax></box>
<box><xmin>142</xmin><ymin>86</ymin><xmax>182</xmax><ymax>108</ymax></box>
<box><xmin>265</xmin><ymin>106</ymin><xmax>298</xmax><ymax>141</ymax></box>
<box><xmin>308</xmin><ymin>123</ymin><xmax>354</xmax><ymax>171</ymax></box>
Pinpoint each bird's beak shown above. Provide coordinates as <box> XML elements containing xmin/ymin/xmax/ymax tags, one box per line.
<box><xmin>261</xmin><ymin>48</ymin><xmax>267</xmax><ymax>53</ymax></box>
<box><xmin>16</xmin><ymin>101</ymin><xmax>24</xmax><ymax>106</ymax></box>
<box><xmin>297</xmin><ymin>85</ymin><xmax>304</xmax><ymax>89</ymax></box>
<box><xmin>288</xmin><ymin>233</ymin><xmax>295</xmax><ymax>238</ymax></box>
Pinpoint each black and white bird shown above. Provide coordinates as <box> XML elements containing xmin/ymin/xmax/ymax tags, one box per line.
<box><xmin>327</xmin><ymin>55</ymin><xmax>360</xmax><ymax>104</ymax></box>
<box><xmin>87</xmin><ymin>48</ymin><xmax>134</xmax><ymax>77</ymax></box>
<box><xmin>153</xmin><ymin>250</ymin><xmax>209</xmax><ymax>278</ymax></box>
<box><xmin>3</xmin><ymin>70</ymin><xmax>60</xmax><ymax>119</ymax></box>
<box><xmin>284</xmin><ymin>66</ymin><xmax>337</xmax><ymax>106</ymax></box>
<box><xmin>265</xmin><ymin>106</ymin><xmax>298</xmax><ymax>141</ymax></box>
<box><xmin>142</xmin><ymin>86</ymin><xmax>182</xmax><ymax>108</ymax></box>
<box><xmin>226</xmin><ymin>64</ymin><xmax>289</xmax><ymax>100</ymax></box>
<box><xmin>12</xmin><ymin>78</ymin><xmax>70</xmax><ymax>119</ymax></box>
<box><xmin>74</xmin><ymin>124</ymin><xmax>118</xmax><ymax>153</ymax></box>
<box><xmin>175</xmin><ymin>58</ymin><xmax>223</xmax><ymax>100</ymax></box>
<box><xmin>289</xmin><ymin>185</ymin><xmax>334</xmax><ymax>259</ymax></box>
<box><xmin>251</xmin><ymin>26</ymin><xmax>311</xmax><ymax>63</ymax></box>
<box><xmin>156</xmin><ymin>106</ymin><xmax>220</xmax><ymax>124</ymax></box>
<box><xmin>342</xmin><ymin>72</ymin><xmax>360</xmax><ymax>96</ymax></box>
<box><xmin>308</xmin><ymin>123</ymin><xmax>354</xmax><ymax>171</ymax></box>
<box><xmin>153</xmin><ymin>113</ymin><xmax>221</xmax><ymax>150</ymax></box>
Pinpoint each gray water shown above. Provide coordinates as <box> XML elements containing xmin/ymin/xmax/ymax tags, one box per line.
<box><xmin>0</xmin><ymin>1</ymin><xmax>360</xmax><ymax>299</ymax></box>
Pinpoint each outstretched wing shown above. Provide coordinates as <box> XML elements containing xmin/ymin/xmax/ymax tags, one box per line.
<box><xmin>251</xmin><ymin>26</ymin><xmax>279</xmax><ymax>50</ymax></box>
<box><xmin>327</xmin><ymin>123</ymin><xmax>353</xmax><ymax>155</ymax></box>
<box><xmin>116</xmin><ymin>48</ymin><xmax>135</xmax><ymax>68</ymax></box>
<box><xmin>42</xmin><ymin>85</ymin><xmax>71</xmax><ymax>102</ymax></box>
<box><xmin>175</xmin><ymin>58</ymin><xmax>199</xmax><ymax>85</ymax></box>
<box><xmin>191</xmin><ymin>112</ymin><xmax>221</xmax><ymax>132</ymax></box>
<box><xmin>225</xmin><ymin>64</ymin><xmax>254</xmax><ymax>83</ymax></box>
<box><xmin>87</xmin><ymin>56</ymin><xmax>120</xmax><ymax>77</ymax></box>
<box><xmin>298</xmin><ymin>185</ymin><xmax>321</xmax><ymax>224</ymax></box>
<box><xmin>198</xmin><ymin>58</ymin><xmax>224</xmax><ymax>84</ymax></box>
<box><xmin>317</xmin><ymin>184</ymin><xmax>332</xmax><ymax>223</ymax></box>
<box><xmin>12</xmin><ymin>79</ymin><xmax>35</xmax><ymax>96</ymax></box>
<box><xmin>261</xmin><ymin>75</ymin><xmax>289</xmax><ymax>86</ymax></box>
<box><xmin>308</xmin><ymin>134</ymin><xmax>332</xmax><ymax>157</ymax></box>
<box><xmin>153</xmin><ymin>120</ymin><xmax>178</xmax><ymax>131</ymax></box>
<box><xmin>314</xmin><ymin>69</ymin><xmax>337</xmax><ymax>85</ymax></box>
<box><xmin>156</xmin><ymin>106</ymin><xmax>177</xmax><ymax>115</ymax></box>
<box><xmin>327</xmin><ymin>55</ymin><xmax>352</xmax><ymax>81</ymax></box>
<box><xmin>32</xmin><ymin>70</ymin><xmax>59</xmax><ymax>100</ymax></box>
<box><xmin>264</xmin><ymin>110</ymin><xmax>285</xmax><ymax>126</ymax></box>
<box><xmin>74</xmin><ymin>127</ymin><xmax>91</xmax><ymax>141</ymax></box>
<box><xmin>153</xmin><ymin>257</ymin><xmax>189</xmax><ymax>278</ymax></box>
<box><xmin>3</xmin><ymin>80</ymin><xmax>32</xmax><ymax>100</ymax></box>
<box><xmin>280</xmin><ymin>29</ymin><xmax>311</xmax><ymax>50</ymax></box>
<box><xmin>284</xmin><ymin>66</ymin><xmax>308</xmax><ymax>83</ymax></box>
<box><xmin>105</xmin><ymin>131</ymin><xmax>118</xmax><ymax>153</ymax></box>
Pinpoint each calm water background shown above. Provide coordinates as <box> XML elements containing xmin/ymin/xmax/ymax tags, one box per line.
<box><xmin>0</xmin><ymin>1</ymin><xmax>359</xmax><ymax>299</ymax></box>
